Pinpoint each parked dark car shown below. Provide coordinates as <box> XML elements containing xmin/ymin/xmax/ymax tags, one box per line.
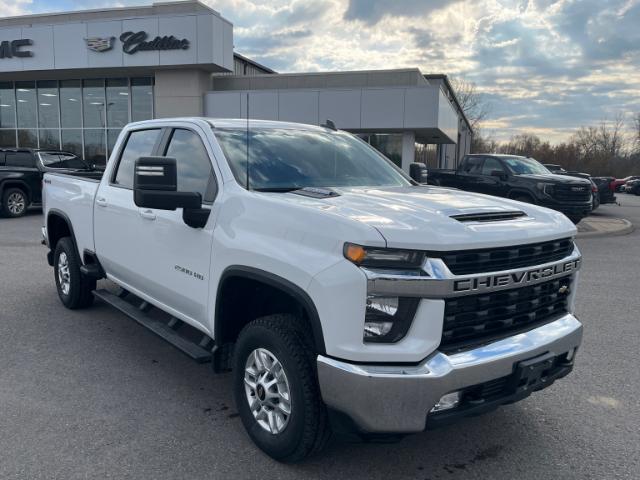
<box><xmin>0</xmin><ymin>149</ymin><xmax>95</xmax><ymax>218</ymax></box>
<box><xmin>428</xmin><ymin>154</ymin><xmax>593</xmax><ymax>223</ymax></box>
<box><xmin>624</xmin><ymin>179</ymin><xmax>640</xmax><ymax>195</ymax></box>
<box><xmin>591</xmin><ymin>176</ymin><xmax>617</xmax><ymax>204</ymax></box>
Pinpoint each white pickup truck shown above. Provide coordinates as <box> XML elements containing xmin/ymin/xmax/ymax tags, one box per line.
<box><xmin>42</xmin><ymin>118</ymin><xmax>583</xmax><ymax>462</ymax></box>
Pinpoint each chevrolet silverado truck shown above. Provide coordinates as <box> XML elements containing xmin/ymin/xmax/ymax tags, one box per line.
<box><xmin>42</xmin><ymin>118</ymin><xmax>583</xmax><ymax>462</ymax></box>
<box><xmin>428</xmin><ymin>154</ymin><xmax>593</xmax><ymax>224</ymax></box>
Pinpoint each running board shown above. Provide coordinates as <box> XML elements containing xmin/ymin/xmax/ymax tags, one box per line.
<box><xmin>93</xmin><ymin>289</ymin><xmax>213</xmax><ymax>363</ymax></box>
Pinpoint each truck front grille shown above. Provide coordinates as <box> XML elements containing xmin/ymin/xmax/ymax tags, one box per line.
<box><xmin>553</xmin><ymin>184</ymin><xmax>591</xmax><ymax>202</ymax></box>
<box><xmin>429</xmin><ymin>238</ymin><xmax>574</xmax><ymax>275</ymax></box>
<box><xmin>440</xmin><ymin>277</ymin><xmax>572</xmax><ymax>353</ymax></box>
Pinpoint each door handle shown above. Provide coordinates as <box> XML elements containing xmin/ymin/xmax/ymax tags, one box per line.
<box><xmin>96</xmin><ymin>197</ymin><xmax>107</xmax><ymax>207</ymax></box>
<box><xmin>139</xmin><ymin>209</ymin><xmax>156</xmax><ymax>221</ymax></box>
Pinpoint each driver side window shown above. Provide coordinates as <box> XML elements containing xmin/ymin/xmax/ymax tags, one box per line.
<box><xmin>480</xmin><ymin>157</ymin><xmax>504</xmax><ymax>176</ymax></box>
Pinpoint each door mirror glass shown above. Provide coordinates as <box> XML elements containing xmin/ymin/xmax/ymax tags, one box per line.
<box><xmin>133</xmin><ymin>156</ymin><xmax>201</xmax><ymax>210</ymax></box>
<box><xmin>409</xmin><ymin>162</ymin><xmax>428</xmax><ymax>184</ymax></box>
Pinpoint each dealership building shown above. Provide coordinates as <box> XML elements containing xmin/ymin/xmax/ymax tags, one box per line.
<box><xmin>0</xmin><ymin>0</ymin><xmax>472</xmax><ymax>171</ymax></box>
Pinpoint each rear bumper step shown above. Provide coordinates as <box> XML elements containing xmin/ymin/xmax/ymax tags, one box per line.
<box><xmin>93</xmin><ymin>289</ymin><xmax>213</xmax><ymax>363</ymax></box>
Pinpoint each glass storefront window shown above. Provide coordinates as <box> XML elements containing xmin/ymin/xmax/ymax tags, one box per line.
<box><xmin>0</xmin><ymin>77</ymin><xmax>152</xmax><ymax>162</ymax></box>
<box><xmin>131</xmin><ymin>77</ymin><xmax>153</xmax><ymax>122</ymax></box>
<box><xmin>39</xmin><ymin>129</ymin><xmax>60</xmax><ymax>150</ymax></box>
<box><xmin>60</xmin><ymin>80</ymin><xmax>82</xmax><ymax>128</ymax></box>
<box><xmin>38</xmin><ymin>80</ymin><xmax>60</xmax><ymax>130</ymax></box>
<box><xmin>16</xmin><ymin>81</ymin><xmax>37</xmax><ymax>128</ymax></box>
<box><xmin>17</xmin><ymin>129</ymin><xmax>38</xmax><ymax>148</ymax></box>
<box><xmin>61</xmin><ymin>129</ymin><xmax>83</xmax><ymax>157</ymax></box>
<box><xmin>84</xmin><ymin>129</ymin><xmax>106</xmax><ymax>165</ymax></box>
<box><xmin>106</xmin><ymin>78</ymin><xmax>129</xmax><ymax>128</ymax></box>
<box><xmin>367</xmin><ymin>134</ymin><xmax>403</xmax><ymax>168</ymax></box>
<box><xmin>0</xmin><ymin>82</ymin><xmax>16</xmax><ymax>129</ymax></box>
<box><xmin>83</xmin><ymin>79</ymin><xmax>106</xmax><ymax>128</ymax></box>
<box><xmin>0</xmin><ymin>129</ymin><xmax>16</xmax><ymax>147</ymax></box>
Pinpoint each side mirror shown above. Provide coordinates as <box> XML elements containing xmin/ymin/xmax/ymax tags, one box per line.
<box><xmin>134</xmin><ymin>156</ymin><xmax>201</xmax><ymax>210</ymax></box>
<box><xmin>409</xmin><ymin>162</ymin><xmax>429</xmax><ymax>184</ymax></box>
<box><xmin>491</xmin><ymin>170</ymin><xmax>507</xmax><ymax>181</ymax></box>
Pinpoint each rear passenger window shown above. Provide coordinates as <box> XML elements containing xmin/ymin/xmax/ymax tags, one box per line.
<box><xmin>5</xmin><ymin>152</ymin><xmax>34</xmax><ymax>167</ymax></box>
<box><xmin>113</xmin><ymin>129</ymin><xmax>161</xmax><ymax>188</ymax></box>
<box><xmin>164</xmin><ymin>129</ymin><xmax>216</xmax><ymax>203</ymax></box>
<box><xmin>461</xmin><ymin>157</ymin><xmax>482</xmax><ymax>174</ymax></box>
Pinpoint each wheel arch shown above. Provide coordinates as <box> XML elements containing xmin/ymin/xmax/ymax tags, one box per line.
<box><xmin>0</xmin><ymin>179</ymin><xmax>32</xmax><ymax>204</ymax></box>
<box><xmin>47</xmin><ymin>209</ymin><xmax>81</xmax><ymax>265</ymax></box>
<box><xmin>215</xmin><ymin>266</ymin><xmax>326</xmax><ymax>355</ymax></box>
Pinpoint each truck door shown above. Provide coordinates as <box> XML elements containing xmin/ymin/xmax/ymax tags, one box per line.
<box><xmin>130</xmin><ymin>127</ymin><xmax>217</xmax><ymax>331</ymax></box>
<box><xmin>477</xmin><ymin>157</ymin><xmax>509</xmax><ymax>197</ymax></box>
<box><xmin>94</xmin><ymin>127</ymin><xmax>164</xmax><ymax>296</ymax></box>
<box><xmin>456</xmin><ymin>156</ymin><xmax>483</xmax><ymax>192</ymax></box>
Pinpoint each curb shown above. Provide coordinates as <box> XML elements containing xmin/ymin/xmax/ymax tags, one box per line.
<box><xmin>576</xmin><ymin>218</ymin><xmax>635</xmax><ymax>239</ymax></box>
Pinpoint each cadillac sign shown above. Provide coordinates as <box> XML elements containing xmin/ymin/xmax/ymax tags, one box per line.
<box><xmin>85</xmin><ymin>37</ymin><xmax>115</xmax><ymax>52</ymax></box>
<box><xmin>84</xmin><ymin>31</ymin><xmax>190</xmax><ymax>55</ymax></box>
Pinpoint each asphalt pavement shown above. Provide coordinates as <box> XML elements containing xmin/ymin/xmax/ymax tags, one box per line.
<box><xmin>1</xmin><ymin>195</ymin><xmax>639</xmax><ymax>480</ymax></box>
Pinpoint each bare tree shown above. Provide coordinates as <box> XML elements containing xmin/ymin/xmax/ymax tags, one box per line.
<box><xmin>450</xmin><ymin>77</ymin><xmax>491</xmax><ymax>132</ymax></box>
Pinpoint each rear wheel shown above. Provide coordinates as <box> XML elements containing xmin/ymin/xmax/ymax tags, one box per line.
<box><xmin>233</xmin><ymin>314</ymin><xmax>330</xmax><ymax>462</ymax></box>
<box><xmin>1</xmin><ymin>188</ymin><xmax>28</xmax><ymax>218</ymax></box>
<box><xmin>54</xmin><ymin>237</ymin><xmax>96</xmax><ymax>309</ymax></box>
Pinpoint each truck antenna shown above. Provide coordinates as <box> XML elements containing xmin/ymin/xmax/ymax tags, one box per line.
<box><xmin>246</xmin><ymin>93</ymin><xmax>250</xmax><ymax>191</ymax></box>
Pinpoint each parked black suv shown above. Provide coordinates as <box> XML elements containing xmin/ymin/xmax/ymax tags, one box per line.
<box><xmin>428</xmin><ymin>154</ymin><xmax>593</xmax><ymax>223</ymax></box>
<box><xmin>0</xmin><ymin>149</ymin><xmax>94</xmax><ymax>218</ymax></box>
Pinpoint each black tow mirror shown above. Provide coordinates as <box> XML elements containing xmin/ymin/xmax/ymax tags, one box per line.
<box><xmin>409</xmin><ymin>162</ymin><xmax>429</xmax><ymax>184</ymax></box>
<box><xmin>491</xmin><ymin>170</ymin><xmax>507</xmax><ymax>181</ymax></box>
<box><xmin>134</xmin><ymin>157</ymin><xmax>201</xmax><ymax>210</ymax></box>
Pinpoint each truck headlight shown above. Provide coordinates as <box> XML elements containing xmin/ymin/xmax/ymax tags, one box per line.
<box><xmin>364</xmin><ymin>296</ymin><xmax>420</xmax><ymax>343</ymax></box>
<box><xmin>344</xmin><ymin>243</ymin><xmax>425</xmax><ymax>269</ymax></box>
<box><xmin>536</xmin><ymin>182</ymin><xmax>555</xmax><ymax>196</ymax></box>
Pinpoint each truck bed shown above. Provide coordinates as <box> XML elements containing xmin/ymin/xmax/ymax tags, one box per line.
<box><xmin>44</xmin><ymin>171</ymin><xmax>101</xmax><ymax>258</ymax></box>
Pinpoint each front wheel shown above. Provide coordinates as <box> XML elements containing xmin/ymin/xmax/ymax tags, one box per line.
<box><xmin>54</xmin><ymin>237</ymin><xmax>96</xmax><ymax>309</ymax></box>
<box><xmin>233</xmin><ymin>314</ymin><xmax>330</xmax><ymax>462</ymax></box>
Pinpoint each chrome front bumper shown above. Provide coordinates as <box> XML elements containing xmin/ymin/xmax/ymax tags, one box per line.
<box><xmin>317</xmin><ymin>313</ymin><xmax>583</xmax><ymax>433</ymax></box>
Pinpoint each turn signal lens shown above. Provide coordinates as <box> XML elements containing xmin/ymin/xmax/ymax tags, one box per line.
<box><xmin>343</xmin><ymin>243</ymin><xmax>425</xmax><ymax>269</ymax></box>
<box><xmin>344</xmin><ymin>243</ymin><xmax>367</xmax><ymax>264</ymax></box>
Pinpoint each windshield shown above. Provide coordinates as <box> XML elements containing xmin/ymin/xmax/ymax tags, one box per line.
<box><xmin>214</xmin><ymin>128</ymin><xmax>411</xmax><ymax>190</ymax></box>
<box><xmin>39</xmin><ymin>152</ymin><xmax>88</xmax><ymax>170</ymax></box>
<box><xmin>502</xmin><ymin>156</ymin><xmax>551</xmax><ymax>175</ymax></box>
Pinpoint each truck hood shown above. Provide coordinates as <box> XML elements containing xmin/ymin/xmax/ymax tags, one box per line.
<box><xmin>275</xmin><ymin>186</ymin><xmax>576</xmax><ymax>250</ymax></box>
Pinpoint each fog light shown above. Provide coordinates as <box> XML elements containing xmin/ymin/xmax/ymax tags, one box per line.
<box><xmin>430</xmin><ymin>392</ymin><xmax>461</xmax><ymax>412</ymax></box>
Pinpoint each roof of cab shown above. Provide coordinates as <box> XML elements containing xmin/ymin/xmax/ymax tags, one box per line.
<box><xmin>125</xmin><ymin>117</ymin><xmax>335</xmax><ymax>132</ymax></box>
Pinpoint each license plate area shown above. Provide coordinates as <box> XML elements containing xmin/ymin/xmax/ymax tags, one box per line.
<box><xmin>512</xmin><ymin>352</ymin><xmax>565</xmax><ymax>395</ymax></box>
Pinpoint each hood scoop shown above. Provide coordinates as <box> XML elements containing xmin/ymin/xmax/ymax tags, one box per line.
<box><xmin>291</xmin><ymin>187</ymin><xmax>340</xmax><ymax>199</ymax></box>
<box><xmin>450</xmin><ymin>210</ymin><xmax>528</xmax><ymax>223</ymax></box>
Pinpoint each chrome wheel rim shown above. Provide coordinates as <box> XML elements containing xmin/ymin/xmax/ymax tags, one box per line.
<box><xmin>244</xmin><ymin>348</ymin><xmax>292</xmax><ymax>434</ymax></box>
<box><xmin>7</xmin><ymin>192</ymin><xmax>25</xmax><ymax>215</ymax></box>
<box><xmin>57</xmin><ymin>252</ymin><xmax>71</xmax><ymax>295</ymax></box>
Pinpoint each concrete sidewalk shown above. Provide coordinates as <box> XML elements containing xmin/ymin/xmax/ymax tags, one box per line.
<box><xmin>577</xmin><ymin>215</ymin><xmax>634</xmax><ymax>238</ymax></box>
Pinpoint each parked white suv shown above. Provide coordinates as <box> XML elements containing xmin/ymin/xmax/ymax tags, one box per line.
<box><xmin>42</xmin><ymin>118</ymin><xmax>583</xmax><ymax>461</ymax></box>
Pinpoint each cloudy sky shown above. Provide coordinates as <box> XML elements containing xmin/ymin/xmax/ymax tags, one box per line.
<box><xmin>2</xmin><ymin>0</ymin><xmax>639</xmax><ymax>143</ymax></box>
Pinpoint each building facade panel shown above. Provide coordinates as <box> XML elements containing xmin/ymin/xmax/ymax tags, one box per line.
<box><xmin>278</xmin><ymin>91</ymin><xmax>319</xmax><ymax>125</ymax></box>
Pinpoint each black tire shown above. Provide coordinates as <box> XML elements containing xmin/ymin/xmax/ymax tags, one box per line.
<box><xmin>1</xmin><ymin>187</ymin><xmax>28</xmax><ymax>218</ymax></box>
<box><xmin>53</xmin><ymin>237</ymin><xmax>96</xmax><ymax>309</ymax></box>
<box><xmin>233</xmin><ymin>314</ymin><xmax>330</xmax><ymax>462</ymax></box>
